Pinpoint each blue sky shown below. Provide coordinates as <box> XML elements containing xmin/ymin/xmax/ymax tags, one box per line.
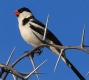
<box><xmin>0</xmin><ymin>0</ymin><xmax>89</xmax><ymax>80</ymax></box>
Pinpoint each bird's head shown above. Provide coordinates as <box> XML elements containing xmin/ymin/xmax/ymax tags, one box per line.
<box><xmin>14</xmin><ymin>7</ymin><xmax>33</xmax><ymax>22</ymax></box>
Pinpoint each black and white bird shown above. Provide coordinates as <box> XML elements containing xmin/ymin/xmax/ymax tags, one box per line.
<box><xmin>14</xmin><ymin>7</ymin><xmax>66</xmax><ymax>63</ymax></box>
<box><xmin>14</xmin><ymin>7</ymin><xmax>84</xmax><ymax>79</ymax></box>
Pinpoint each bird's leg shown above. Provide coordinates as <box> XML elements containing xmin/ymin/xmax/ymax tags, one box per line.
<box><xmin>35</xmin><ymin>49</ymin><xmax>43</xmax><ymax>56</ymax></box>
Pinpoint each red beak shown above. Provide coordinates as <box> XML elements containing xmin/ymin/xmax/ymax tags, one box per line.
<box><xmin>14</xmin><ymin>10</ymin><xmax>20</xmax><ymax>16</ymax></box>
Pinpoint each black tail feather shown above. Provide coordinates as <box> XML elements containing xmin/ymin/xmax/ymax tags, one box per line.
<box><xmin>66</xmin><ymin>58</ymin><xmax>85</xmax><ymax>80</ymax></box>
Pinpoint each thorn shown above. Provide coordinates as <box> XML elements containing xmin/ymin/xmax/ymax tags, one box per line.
<box><xmin>25</xmin><ymin>59</ymin><xmax>47</xmax><ymax>79</ymax></box>
<box><xmin>29</xmin><ymin>55</ymin><xmax>40</xmax><ymax>80</ymax></box>
<box><xmin>43</xmin><ymin>14</ymin><xmax>49</xmax><ymax>41</ymax></box>
<box><xmin>54</xmin><ymin>49</ymin><xmax>64</xmax><ymax>72</ymax></box>
<box><xmin>86</xmin><ymin>72</ymin><xmax>89</xmax><ymax>77</ymax></box>
<box><xmin>6</xmin><ymin>46</ymin><xmax>16</xmax><ymax>65</ymax></box>
<box><xmin>81</xmin><ymin>24</ymin><xmax>86</xmax><ymax>47</ymax></box>
<box><xmin>54</xmin><ymin>56</ymin><xmax>61</xmax><ymax>72</ymax></box>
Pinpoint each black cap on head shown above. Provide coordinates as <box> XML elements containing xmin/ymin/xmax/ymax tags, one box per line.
<box><xmin>18</xmin><ymin>7</ymin><xmax>31</xmax><ymax>13</ymax></box>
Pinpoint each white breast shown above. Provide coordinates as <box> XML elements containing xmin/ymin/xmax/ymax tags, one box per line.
<box><xmin>18</xmin><ymin>23</ymin><xmax>43</xmax><ymax>47</ymax></box>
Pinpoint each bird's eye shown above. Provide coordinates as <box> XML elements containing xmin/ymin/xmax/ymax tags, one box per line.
<box><xmin>18</xmin><ymin>9</ymin><xmax>23</xmax><ymax>13</ymax></box>
<box><xmin>20</xmin><ymin>10</ymin><xmax>23</xmax><ymax>13</ymax></box>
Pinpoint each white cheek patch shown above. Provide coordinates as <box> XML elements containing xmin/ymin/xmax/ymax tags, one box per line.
<box><xmin>22</xmin><ymin>12</ymin><xmax>27</xmax><ymax>18</ymax></box>
<box><xmin>22</xmin><ymin>11</ymin><xmax>32</xmax><ymax>18</ymax></box>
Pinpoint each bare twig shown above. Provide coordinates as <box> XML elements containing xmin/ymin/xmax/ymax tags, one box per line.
<box><xmin>6</xmin><ymin>46</ymin><xmax>16</xmax><ymax>65</ymax></box>
<box><xmin>3</xmin><ymin>73</ymin><xmax>9</xmax><ymax>80</ymax></box>
<box><xmin>0</xmin><ymin>63</ymin><xmax>24</xmax><ymax>79</ymax></box>
<box><xmin>47</xmin><ymin>44</ymin><xmax>89</xmax><ymax>54</ymax></box>
<box><xmin>43</xmin><ymin>14</ymin><xmax>49</xmax><ymax>41</ymax></box>
<box><xmin>0</xmin><ymin>68</ymin><xmax>4</xmax><ymax>78</ymax></box>
<box><xmin>11</xmin><ymin>43</ymin><xmax>89</xmax><ymax>68</ymax></box>
<box><xmin>25</xmin><ymin>59</ymin><xmax>47</xmax><ymax>79</ymax></box>
<box><xmin>29</xmin><ymin>55</ymin><xmax>40</xmax><ymax>80</ymax></box>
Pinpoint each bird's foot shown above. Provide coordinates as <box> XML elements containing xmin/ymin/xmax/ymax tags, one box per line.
<box><xmin>35</xmin><ymin>49</ymin><xmax>43</xmax><ymax>56</ymax></box>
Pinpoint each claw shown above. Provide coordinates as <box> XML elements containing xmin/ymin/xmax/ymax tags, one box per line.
<box><xmin>35</xmin><ymin>49</ymin><xmax>43</xmax><ymax>56</ymax></box>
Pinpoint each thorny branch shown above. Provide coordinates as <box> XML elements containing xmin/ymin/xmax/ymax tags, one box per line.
<box><xmin>0</xmin><ymin>63</ymin><xmax>24</xmax><ymax>79</ymax></box>
<box><xmin>0</xmin><ymin>46</ymin><xmax>47</xmax><ymax>80</ymax></box>
<box><xmin>0</xmin><ymin>60</ymin><xmax>47</xmax><ymax>80</ymax></box>
<box><xmin>8</xmin><ymin>24</ymin><xmax>89</xmax><ymax>80</ymax></box>
<box><xmin>11</xmin><ymin>45</ymin><xmax>44</xmax><ymax>67</ymax></box>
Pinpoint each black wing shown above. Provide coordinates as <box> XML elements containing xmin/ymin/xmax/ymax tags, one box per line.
<box><xmin>30</xmin><ymin>18</ymin><xmax>63</xmax><ymax>46</ymax></box>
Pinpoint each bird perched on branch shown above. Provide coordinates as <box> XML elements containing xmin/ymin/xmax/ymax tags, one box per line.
<box><xmin>14</xmin><ymin>7</ymin><xmax>85</xmax><ymax>79</ymax></box>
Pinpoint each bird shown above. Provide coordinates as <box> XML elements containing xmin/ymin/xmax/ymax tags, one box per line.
<box><xmin>14</xmin><ymin>7</ymin><xmax>85</xmax><ymax>79</ymax></box>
